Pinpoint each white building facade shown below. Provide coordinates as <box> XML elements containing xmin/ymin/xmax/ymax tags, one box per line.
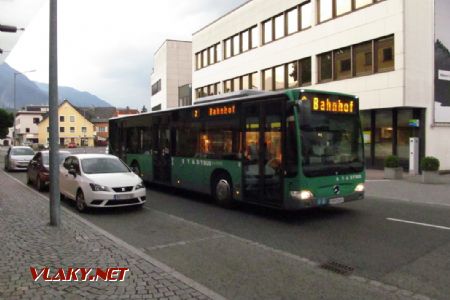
<box><xmin>14</xmin><ymin>106</ymin><xmax>47</xmax><ymax>145</ymax></box>
<box><xmin>192</xmin><ymin>0</ymin><xmax>450</xmax><ymax>170</ymax></box>
<box><xmin>150</xmin><ymin>40</ymin><xmax>192</xmax><ymax>111</ymax></box>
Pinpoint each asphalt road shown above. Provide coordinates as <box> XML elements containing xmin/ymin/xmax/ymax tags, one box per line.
<box><xmin>2</xmin><ymin>147</ymin><xmax>449</xmax><ymax>299</ymax></box>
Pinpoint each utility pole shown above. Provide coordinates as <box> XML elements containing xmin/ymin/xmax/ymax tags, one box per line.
<box><xmin>49</xmin><ymin>0</ymin><xmax>60</xmax><ymax>226</ymax></box>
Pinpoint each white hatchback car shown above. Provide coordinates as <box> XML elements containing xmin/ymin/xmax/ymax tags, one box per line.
<box><xmin>59</xmin><ymin>154</ymin><xmax>146</xmax><ymax>212</ymax></box>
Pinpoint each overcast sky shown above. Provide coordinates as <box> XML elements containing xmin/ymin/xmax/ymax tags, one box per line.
<box><xmin>6</xmin><ymin>0</ymin><xmax>247</xmax><ymax>108</ymax></box>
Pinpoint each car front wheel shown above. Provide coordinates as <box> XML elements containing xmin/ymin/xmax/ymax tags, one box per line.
<box><xmin>76</xmin><ymin>190</ymin><xmax>87</xmax><ymax>213</ymax></box>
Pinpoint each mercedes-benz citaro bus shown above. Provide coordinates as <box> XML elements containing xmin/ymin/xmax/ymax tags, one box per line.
<box><xmin>109</xmin><ymin>89</ymin><xmax>365</xmax><ymax>210</ymax></box>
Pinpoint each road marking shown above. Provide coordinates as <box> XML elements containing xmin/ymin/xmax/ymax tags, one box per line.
<box><xmin>144</xmin><ymin>234</ymin><xmax>226</xmax><ymax>251</ymax></box>
<box><xmin>387</xmin><ymin>218</ymin><xmax>450</xmax><ymax>231</ymax></box>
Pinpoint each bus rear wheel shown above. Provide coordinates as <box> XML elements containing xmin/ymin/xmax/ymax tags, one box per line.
<box><xmin>212</xmin><ymin>173</ymin><xmax>234</xmax><ymax>208</ymax></box>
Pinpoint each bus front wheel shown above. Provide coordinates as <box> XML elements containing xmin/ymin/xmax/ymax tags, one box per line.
<box><xmin>212</xmin><ymin>173</ymin><xmax>234</xmax><ymax>208</ymax></box>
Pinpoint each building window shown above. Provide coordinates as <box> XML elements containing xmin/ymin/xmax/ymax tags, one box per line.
<box><xmin>33</xmin><ymin>117</ymin><xmax>40</xmax><ymax>124</ymax></box>
<box><xmin>224</xmin><ymin>80</ymin><xmax>232</xmax><ymax>93</ymax></box>
<box><xmin>274</xmin><ymin>14</ymin><xmax>285</xmax><ymax>40</ymax></box>
<box><xmin>233</xmin><ymin>77</ymin><xmax>241</xmax><ymax>91</ymax></box>
<box><xmin>209</xmin><ymin>46</ymin><xmax>215</xmax><ymax>65</ymax></box>
<box><xmin>196</xmin><ymin>53</ymin><xmax>202</xmax><ymax>70</ymax></box>
<box><xmin>287</xmin><ymin>8</ymin><xmax>298</xmax><ymax>35</ymax></box>
<box><xmin>59</xmin><ymin>116</ymin><xmax>65</xmax><ymax>122</ymax></box>
<box><xmin>274</xmin><ymin>65</ymin><xmax>285</xmax><ymax>90</ymax></box>
<box><xmin>60</xmin><ymin>127</ymin><xmax>65</xmax><ymax>133</ymax></box>
<box><xmin>232</xmin><ymin>34</ymin><xmax>240</xmax><ymax>56</ymax></box>
<box><xmin>319</xmin><ymin>0</ymin><xmax>333</xmax><ymax>23</ymax></box>
<box><xmin>242</xmin><ymin>74</ymin><xmax>250</xmax><ymax>90</ymax></box>
<box><xmin>376</xmin><ymin>35</ymin><xmax>394</xmax><ymax>72</ymax></box>
<box><xmin>355</xmin><ymin>0</ymin><xmax>373</xmax><ymax>9</ymax></box>
<box><xmin>336</xmin><ymin>0</ymin><xmax>352</xmax><ymax>16</ymax></box>
<box><xmin>300</xmin><ymin>2</ymin><xmax>312</xmax><ymax>29</ymax></box>
<box><xmin>250</xmin><ymin>26</ymin><xmax>258</xmax><ymax>48</ymax></box>
<box><xmin>81</xmin><ymin>127</ymin><xmax>87</xmax><ymax>133</ymax></box>
<box><xmin>299</xmin><ymin>57</ymin><xmax>312</xmax><ymax>86</ymax></box>
<box><xmin>318</xmin><ymin>52</ymin><xmax>333</xmax><ymax>82</ymax></box>
<box><xmin>263</xmin><ymin>19</ymin><xmax>273</xmax><ymax>44</ymax></box>
<box><xmin>334</xmin><ymin>47</ymin><xmax>352</xmax><ymax>80</ymax></box>
<box><xmin>70</xmin><ymin>116</ymin><xmax>75</xmax><ymax>122</ymax></box>
<box><xmin>354</xmin><ymin>41</ymin><xmax>373</xmax><ymax>76</ymax></box>
<box><xmin>224</xmin><ymin>38</ymin><xmax>231</xmax><ymax>59</ymax></box>
<box><xmin>242</xmin><ymin>30</ymin><xmax>249</xmax><ymax>52</ymax></box>
<box><xmin>202</xmin><ymin>49</ymin><xmax>208</xmax><ymax>67</ymax></box>
<box><xmin>215</xmin><ymin>43</ymin><xmax>222</xmax><ymax>62</ymax></box>
<box><xmin>263</xmin><ymin>68</ymin><xmax>273</xmax><ymax>91</ymax></box>
<box><xmin>151</xmin><ymin>79</ymin><xmax>162</xmax><ymax>96</ymax></box>
<box><xmin>70</xmin><ymin>127</ymin><xmax>75</xmax><ymax>133</ymax></box>
<box><xmin>251</xmin><ymin>72</ymin><xmax>260</xmax><ymax>89</ymax></box>
<box><xmin>287</xmin><ymin>62</ymin><xmax>298</xmax><ymax>88</ymax></box>
<box><xmin>25</xmin><ymin>128</ymin><xmax>30</xmax><ymax>133</ymax></box>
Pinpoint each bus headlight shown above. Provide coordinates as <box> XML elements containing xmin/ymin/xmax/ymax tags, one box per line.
<box><xmin>291</xmin><ymin>190</ymin><xmax>314</xmax><ymax>201</ymax></box>
<box><xmin>354</xmin><ymin>183</ymin><xmax>365</xmax><ymax>192</ymax></box>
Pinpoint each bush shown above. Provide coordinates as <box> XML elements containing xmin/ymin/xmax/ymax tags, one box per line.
<box><xmin>421</xmin><ymin>156</ymin><xmax>440</xmax><ymax>171</ymax></box>
<box><xmin>384</xmin><ymin>155</ymin><xmax>400</xmax><ymax>168</ymax></box>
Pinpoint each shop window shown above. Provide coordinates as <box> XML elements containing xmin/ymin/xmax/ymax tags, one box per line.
<box><xmin>287</xmin><ymin>8</ymin><xmax>298</xmax><ymax>35</ymax></box>
<box><xmin>318</xmin><ymin>52</ymin><xmax>333</xmax><ymax>82</ymax></box>
<box><xmin>397</xmin><ymin>110</ymin><xmax>418</xmax><ymax>162</ymax></box>
<box><xmin>319</xmin><ymin>0</ymin><xmax>333</xmax><ymax>23</ymax></box>
<box><xmin>360</xmin><ymin>111</ymin><xmax>372</xmax><ymax>165</ymax></box>
<box><xmin>336</xmin><ymin>0</ymin><xmax>352</xmax><ymax>16</ymax></box>
<box><xmin>263</xmin><ymin>69</ymin><xmax>273</xmax><ymax>91</ymax></box>
<box><xmin>375</xmin><ymin>110</ymin><xmax>393</xmax><ymax>166</ymax></box>
<box><xmin>263</xmin><ymin>19</ymin><xmax>273</xmax><ymax>44</ymax></box>
<box><xmin>334</xmin><ymin>47</ymin><xmax>352</xmax><ymax>80</ymax></box>
<box><xmin>376</xmin><ymin>35</ymin><xmax>394</xmax><ymax>72</ymax></box>
<box><xmin>354</xmin><ymin>41</ymin><xmax>373</xmax><ymax>76</ymax></box>
<box><xmin>301</xmin><ymin>2</ymin><xmax>312</xmax><ymax>29</ymax></box>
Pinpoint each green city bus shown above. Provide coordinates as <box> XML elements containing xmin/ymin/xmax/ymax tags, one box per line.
<box><xmin>109</xmin><ymin>89</ymin><xmax>365</xmax><ymax>209</ymax></box>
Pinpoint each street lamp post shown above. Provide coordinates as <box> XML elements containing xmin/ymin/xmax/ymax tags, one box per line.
<box><xmin>13</xmin><ymin>70</ymin><xmax>36</xmax><ymax>146</ymax></box>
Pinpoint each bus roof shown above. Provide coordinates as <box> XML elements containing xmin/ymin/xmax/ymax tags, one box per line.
<box><xmin>110</xmin><ymin>88</ymin><xmax>358</xmax><ymax>121</ymax></box>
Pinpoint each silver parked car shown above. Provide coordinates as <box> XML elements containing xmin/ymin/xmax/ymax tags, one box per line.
<box><xmin>4</xmin><ymin>146</ymin><xmax>35</xmax><ymax>171</ymax></box>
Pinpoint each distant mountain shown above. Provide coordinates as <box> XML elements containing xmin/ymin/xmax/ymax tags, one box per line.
<box><xmin>35</xmin><ymin>83</ymin><xmax>112</xmax><ymax>107</ymax></box>
<box><xmin>0</xmin><ymin>63</ymin><xmax>47</xmax><ymax>109</ymax></box>
<box><xmin>0</xmin><ymin>63</ymin><xmax>112</xmax><ymax>109</ymax></box>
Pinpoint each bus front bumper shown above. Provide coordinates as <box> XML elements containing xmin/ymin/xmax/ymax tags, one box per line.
<box><xmin>285</xmin><ymin>191</ymin><xmax>364</xmax><ymax>210</ymax></box>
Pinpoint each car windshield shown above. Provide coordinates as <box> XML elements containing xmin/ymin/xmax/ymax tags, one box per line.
<box><xmin>11</xmin><ymin>148</ymin><xmax>34</xmax><ymax>156</ymax></box>
<box><xmin>42</xmin><ymin>153</ymin><xmax>70</xmax><ymax>165</ymax></box>
<box><xmin>81</xmin><ymin>157</ymin><xmax>130</xmax><ymax>174</ymax></box>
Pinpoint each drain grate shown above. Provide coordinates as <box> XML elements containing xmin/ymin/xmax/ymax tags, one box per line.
<box><xmin>319</xmin><ymin>261</ymin><xmax>354</xmax><ymax>276</ymax></box>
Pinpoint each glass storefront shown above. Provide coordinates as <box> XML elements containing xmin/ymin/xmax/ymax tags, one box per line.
<box><xmin>360</xmin><ymin>108</ymin><xmax>424</xmax><ymax>169</ymax></box>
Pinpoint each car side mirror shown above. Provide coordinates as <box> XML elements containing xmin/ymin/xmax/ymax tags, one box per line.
<box><xmin>68</xmin><ymin>168</ymin><xmax>77</xmax><ymax>177</ymax></box>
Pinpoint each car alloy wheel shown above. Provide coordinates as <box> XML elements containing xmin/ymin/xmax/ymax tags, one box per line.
<box><xmin>76</xmin><ymin>190</ymin><xmax>87</xmax><ymax>212</ymax></box>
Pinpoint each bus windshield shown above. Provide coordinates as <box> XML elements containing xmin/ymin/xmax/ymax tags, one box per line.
<box><xmin>299</xmin><ymin>96</ymin><xmax>364</xmax><ymax>177</ymax></box>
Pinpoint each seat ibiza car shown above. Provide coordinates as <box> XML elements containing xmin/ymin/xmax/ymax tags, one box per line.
<box><xmin>27</xmin><ymin>150</ymin><xmax>71</xmax><ymax>191</ymax></box>
<box><xmin>4</xmin><ymin>146</ymin><xmax>35</xmax><ymax>171</ymax></box>
<box><xmin>59</xmin><ymin>154</ymin><xmax>146</xmax><ymax>212</ymax></box>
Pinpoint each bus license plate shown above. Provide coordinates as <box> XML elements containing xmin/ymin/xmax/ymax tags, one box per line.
<box><xmin>329</xmin><ymin>197</ymin><xmax>344</xmax><ymax>205</ymax></box>
<box><xmin>114</xmin><ymin>194</ymin><xmax>133</xmax><ymax>200</ymax></box>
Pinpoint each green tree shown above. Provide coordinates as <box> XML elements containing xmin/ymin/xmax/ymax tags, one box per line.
<box><xmin>0</xmin><ymin>108</ymin><xmax>14</xmax><ymax>139</ymax></box>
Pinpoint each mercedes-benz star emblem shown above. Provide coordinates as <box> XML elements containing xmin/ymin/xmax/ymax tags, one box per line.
<box><xmin>333</xmin><ymin>185</ymin><xmax>340</xmax><ymax>195</ymax></box>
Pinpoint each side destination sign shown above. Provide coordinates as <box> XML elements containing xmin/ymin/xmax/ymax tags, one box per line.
<box><xmin>312</xmin><ymin>97</ymin><xmax>355</xmax><ymax>114</ymax></box>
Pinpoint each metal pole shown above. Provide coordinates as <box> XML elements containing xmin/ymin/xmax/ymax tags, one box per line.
<box><xmin>49</xmin><ymin>0</ymin><xmax>60</xmax><ymax>226</ymax></box>
<box><xmin>13</xmin><ymin>73</ymin><xmax>17</xmax><ymax>146</ymax></box>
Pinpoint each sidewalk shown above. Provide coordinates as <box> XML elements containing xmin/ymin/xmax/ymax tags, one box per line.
<box><xmin>365</xmin><ymin>169</ymin><xmax>450</xmax><ymax>207</ymax></box>
<box><xmin>0</xmin><ymin>171</ymin><xmax>222</xmax><ymax>300</ymax></box>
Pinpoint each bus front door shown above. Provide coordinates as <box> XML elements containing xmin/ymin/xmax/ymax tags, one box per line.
<box><xmin>243</xmin><ymin>101</ymin><xmax>283</xmax><ymax>206</ymax></box>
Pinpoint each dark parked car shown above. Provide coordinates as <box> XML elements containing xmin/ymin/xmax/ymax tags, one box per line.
<box><xmin>27</xmin><ymin>150</ymin><xmax>71</xmax><ymax>191</ymax></box>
